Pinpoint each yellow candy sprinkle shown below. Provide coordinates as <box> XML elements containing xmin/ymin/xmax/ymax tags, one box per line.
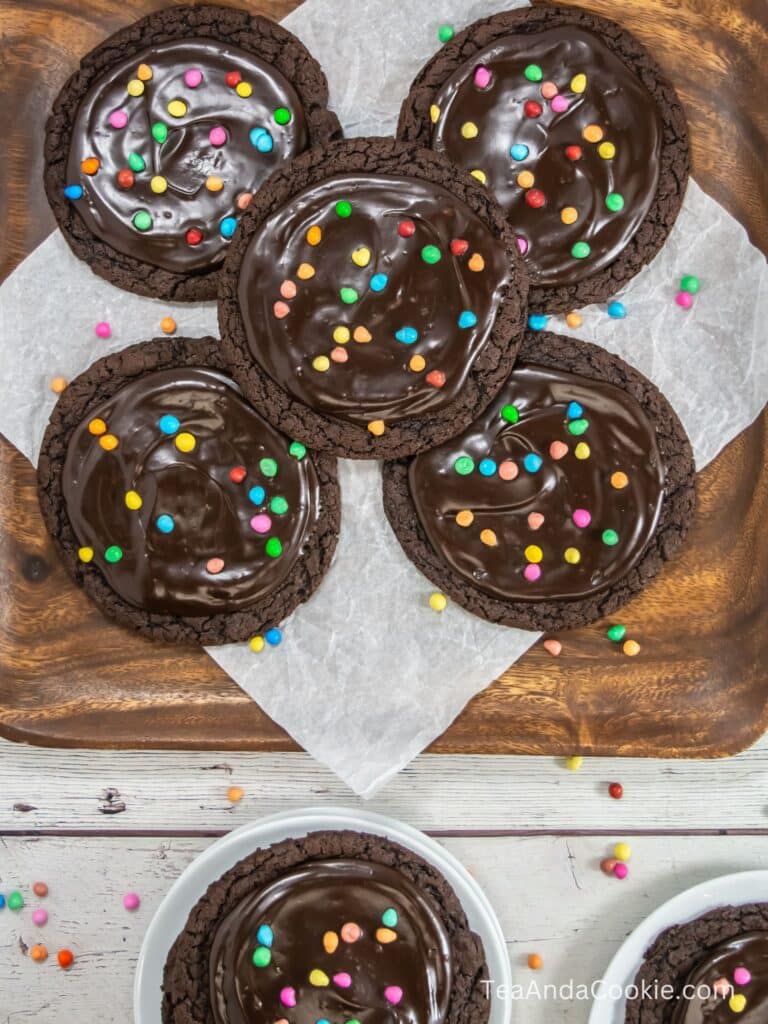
<box><xmin>312</xmin><ymin>355</ymin><xmax>331</xmax><ymax>372</ymax></box>
<box><xmin>99</xmin><ymin>434</ymin><xmax>119</xmax><ymax>451</ymax></box>
<box><xmin>428</xmin><ymin>593</ymin><xmax>447</xmax><ymax>613</ymax></box>
<box><xmin>249</xmin><ymin>636</ymin><xmax>265</xmax><ymax>653</ymax></box>
<box><xmin>333</xmin><ymin>326</ymin><xmax>351</xmax><ymax>344</ymax></box>
<box><xmin>582</xmin><ymin>123</ymin><xmax>603</xmax><ymax>143</ymax></box>
<box><xmin>564</xmin><ymin>547</ymin><xmax>581</xmax><ymax>564</ymax></box>
<box><xmin>461</xmin><ymin>121</ymin><xmax>479</xmax><ymax>139</ymax></box>
<box><xmin>430</xmin><ymin>104</ymin><xmax>441</xmax><ymax>123</ymax></box>
<box><xmin>480</xmin><ymin>528</ymin><xmax>498</xmax><ymax>547</ymax></box>
<box><xmin>175</xmin><ymin>432</ymin><xmax>196</xmax><ymax>453</ymax></box>
<box><xmin>565</xmin><ymin>312</ymin><xmax>582</xmax><ymax>329</ymax></box>
<box><xmin>574</xmin><ymin>442</ymin><xmax>591</xmax><ymax>460</ymax></box>
<box><xmin>297</xmin><ymin>263</ymin><xmax>315</xmax><ymax>280</ymax></box>
<box><xmin>88</xmin><ymin>418</ymin><xmax>107</xmax><ymax>436</ymax></box>
<box><xmin>167</xmin><ymin>99</ymin><xmax>187</xmax><ymax>118</ymax></box>
<box><xmin>368</xmin><ymin>420</ymin><xmax>386</xmax><ymax>436</ymax></box>
<box><xmin>561</xmin><ymin>206</ymin><xmax>578</xmax><ymax>225</ymax></box>
<box><xmin>517</xmin><ymin>170</ymin><xmax>535</xmax><ymax>189</ymax></box>
<box><xmin>456</xmin><ymin>510</ymin><xmax>474</xmax><ymax>528</ymax></box>
<box><xmin>470</xmin><ymin>169</ymin><xmax>487</xmax><ymax>184</ymax></box>
<box><xmin>78</xmin><ymin>547</ymin><xmax>94</xmax><ymax>563</ymax></box>
<box><xmin>566</xmin><ymin>756</ymin><xmax>583</xmax><ymax>771</ymax></box>
<box><xmin>306</xmin><ymin>225</ymin><xmax>322</xmax><ymax>246</ymax></box>
<box><xmin>150</xmin><ymin>175</ymin><xmax>168</xmax><ymax>194</ymax></box>
<box><xmin>206</xmin><ymin>175</ymin><xmax>224</xmax><ymax>192</ymax></box>
<box><xmin>323</xmin><ymin>931</ymin><xmax>339</xmax><ymax>954</ymax></box>
<box><xmin>409</xmin><ymin>354</ymin><xmax>426</xmax><ymax>372</ymax></box>
<box><xmin>614</xmin><ymin>842</ymin><xmax>632</xmax><ymax>862</ymax></box>
<box><xmin>611</xmin><ymin>471</ymin><xmax>629</xmax><ymax>489</ymax></box>
<box><xmin>376</xmin><ymin>928</ymin><xmax>398</xmax><ymax>943</ymax></box>
<box><xmin>353</xmin><ymin>326</ymin><xmax>372</xmax><ymax>344</ymax></box>
<box><xmin>127</xmin><ymin>79</ymin><xmax>144</xmax><ymax>97</ymax></box>
<box><xmin>525</xmin><ymin>545</ymin><xmax>543</xmax><ymax>564</ymax></box>
<box><xmin>309</xmin><ymin>970</ymin><xmax>329</xmax><ymax>987</ymax></box>
<box><xmin>125</xmin><ymin>491</ymin><xmax>143</xmax><ymax>511</ymax></box>
<box><xmin>729</xmin><ymin>995</ymin><xmax>747</xmax><ymax>1014</ymax></box>
<box><xmin>235</xmin><ymin>81</ymin><xmax>253</xmax><ymax>98</ymax></box>
<box><xmin>137</xmin><ymin>63</ymin><xmax>153</xmax><ymax>82</ymax></box>
<box><xmin>623</xmin><ymin>640</ymin><xmax>641</xmax><ymax>658</ymax></box>
<box><xmin>570</xmin><ymin>73</ymin><xmax>587</xmax><ymax>93</ymax></box>
<box><xmin>351</xmin><ymin>246</ymin><xmax>371</xmax><ymax>267</ymax></box>
<box><xmin>598</xmin><ymin>141</ymin><xmax>616</xmax><ymax>160</ymax></box>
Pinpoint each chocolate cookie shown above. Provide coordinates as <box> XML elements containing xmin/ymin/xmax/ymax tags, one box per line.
<box><xmin>626</xmin><ymin>903</ymin><xmax>768</xmax><ymax>1022</ymax></box>
<box><xmin>44</xmin><ymin>5</ymin><xmax>341</xmax><ymax>301</ymax></box>
<box><xmin>398</xmin><ymin>6</ymin><xmax>689</xmax><ymax>313</ymax></box>
<box><xmin>37</xmin><ymin>337</ymin><xmax>340</xmax><ymax>645</ymax></box>
<box><xmin>218</xmin><ymin>137</ymin><xmax>528</xmax><ymax>459</ymax></box>
<box><xmin>382</xmin><ymin>331</ymin><xmax>695</xmax><ymax>632</ymax></box>
<box><xmin>162</xmin><ymin>829</ymin><xmax>489</xmax><ymax>1024</ymax></box>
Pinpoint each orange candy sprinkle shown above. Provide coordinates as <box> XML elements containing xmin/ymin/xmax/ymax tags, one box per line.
<box><xmin>50</xmin><ymin>376</ymin><xmax>68</xmax><ymax>394</ymax></box>
<box><xmin>623</xmin><ymin>640</ymin><xmax>641</xmax><ymax>657</ymax></box>
<box><xmin>297</xmin><ymin>263</ymin><xmax>315</xmax><ymax>280</ymax></box>
<box><xmin>30</xmin><ymin>945</ymin><xmax>48</xmax><ymax>963</ymax></box>
<box><xmin>565</xmin><ymin>312</ymin><xmax>582</xmax><ymax>329</ymax></box>
<box><xmin>480</xmin><ymin>528</ymin><xmax>498</xmax><ymax>547</ymax></box>
<box><xmin>468</xmin><ymin>253</ymin><xmax>485</xmax><ymax>272</ymax></box>
<box><xmin>582</xmin><ymin>123</ymin><xmax>604</xmax><ymax>143</ymax></box>
<box><xmin>160</xmin><ymin>316</ymin><xmax>177</xmax><ymax>335</ymax></box>
<box><xmin>81</xmin><ymin>157</ymin><xmax>100</xmax><ymax>175</ymax></box>
<box><xmin>57</xmin><ymin>949</ymin><xmax>74</xmax><ymax>969</ymax></box>
<box><xmin>306</xmin><ymin>225</ymin><xmax>322</xmax><ymax>246</ymax></box>
<box><xmin>517</xmin><ymin>170</ymin><xmax>535</xmax><ymax>189</ymax></box>
<box><xmin>455</xmin><ymin>510</ymin><xmax>474</xmax><ymax>527</ymax></box>
<box><xmin>611</xmin><ymin>471</ymin><xmax>629</xmax><ymax>489</ymax></box>
<box><xmin>367</xmin><ymin>420</ymin><xmax>385</xmax><ymax>436</ymax></box>
<box><xmin>353</xmin><ymin>326</ymin><xmax>372</xmax><ymax>343</ymax></box>
<box><xmin>33</xmin><ymin>882</ymin><xmax>49</xmax><ymax>898</ymax></box>
<box><xmin>376</xmin><ymin>928</ymin><xmax>397</xmax><ymax>944</ymax></box>
<box><xmin>409</xmin><ymin>354</ymin><xmax>426</xmax><ymax>372</ymax></box>
<box><xmin>137</xmin><ymin>63</ymin><xmax>153</xmax><ymax>81</ymax></box>
<box><xmin>99</xmin><ymin>434</ymin><xmax>119</xmax><ymax>451</ymax></box>
<box><xmin>227</xmin><ymin>786</ymin><xmax>244</xmax><ymax>803</ymax></box>
<box><xmin>528</xmin><ymin>953</ymin><xmax>543</xmax><ymax>970</ymax></box>
<box><xmin>323</xmin><ymin>931</ymin><xmax>339</xmax><ymax>954</ymax></box>
<box><xmin>88</xmin><ymin>418</ymin><xmax>107</xmax><ymax>436</ymax></box>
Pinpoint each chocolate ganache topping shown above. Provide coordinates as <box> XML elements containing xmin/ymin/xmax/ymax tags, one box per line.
<box><xmin>236</xmin><ymin>173</ymin><xmax>512</xmax><ymax>427</ymax></box>
<box><xmin>408</xmin><ymin>363</ymin><xmax>665</xmax><ymax>602</ymax></box>
<box><xmin>429</xmin><ymin>26</ymin><xmax>663</xmax><ymax>287</ymax></box>
<box><xmin>208</xmin><ymin>859</ymin><xmax>453</xmax><ymax>1024</ymax></box>
<box><xmin>62</xmin><ymin>367</ymin><xmax>319</xmax><ymax>616</ymax></box>
<box><xmin>671</xmin><ymin>932</ymin><xmax>768</xmax><ymax>1022</ymax></box>
<box><xmin>66</xmin><ymin>38</ymin><xmax>309</xmax><ymax>274</ymax></box>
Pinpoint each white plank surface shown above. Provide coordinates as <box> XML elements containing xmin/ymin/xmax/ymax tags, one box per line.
<box><xmin>1</xmin><ymin>835</ymin><xmax>767</xmax><ymax>1023</ymax></box>
<box><xmin>1</xmin><ymin>736</ymin><xmax>767</xmax><ymax>833</ymax></box>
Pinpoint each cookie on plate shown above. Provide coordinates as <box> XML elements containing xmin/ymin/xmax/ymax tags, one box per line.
<box><xmin>37</xmin><ymin>337</ymin><xmax>339</xmax><ymax>645</ymax></box>
<box><xmin>44</xmin><ymin>4</ymin><xmax>341</xmax><ymax>301</ymax></box>
<box><xmin>398</xmin><ymin>5</ymin><xmax>689</xmax><ymax>313</ymax></box>
<box><xmin>218</xmin><ymin>136</ymin><xmax>528</xmax><ymax>459</ymax></box>
<box><xmin>162</xmin><ymin>829</ymin><xmax>489</xmax><ymax>1024</ymax></box>
<box><xmin>627</xmin><ymin>902</ymin><xmax>768</xmax><ymax>1022</ymax></box>
<box><xmin>382</xmin><ymin>331</ymin><xmax>695</xmax><ymax>632</ymax></box>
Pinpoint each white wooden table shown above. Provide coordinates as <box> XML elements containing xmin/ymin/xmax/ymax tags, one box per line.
<box><xmin>2</xmin><ymin>735</ymin><xmax>768</xmax><ymax>1022</ymax></box>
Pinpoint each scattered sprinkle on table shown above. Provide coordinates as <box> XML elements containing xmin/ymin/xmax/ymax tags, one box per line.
<box><xmin>32</xmin><ymin>882</ymin><xmax>48</xmax><ymax>898</ymax></box>
<box><xmin>94</xmin><ymin>321</ymin><xmax>111</xmax><ymax>339</ymax></box>
<box><xmin>31</xmin><ymin>908</ymin><xmax>48</xmax><ymax>927</ymax></box>
<box><xmin>527</xmin><ymin>953</ymin><xmax>543</xmax><ymax>970</ymax></box>
<box><xmin>30</xmin><ymin>944</ymin><xmax>48</xmax><ymax>963</ymax></box>
<box><xmin>543</xmin><ymin>638</ymin><xmax>562</xmax><ymax>657</ymax></box>
<box><xmin>227</xmin><ymin>786</ymin><xmax>245</xmax><ymax>803</ymax></box>
<box><xmin>614</xmin><ymin>842</ymin><xmax>631</xmax><ymax>862</ymax></box>
<box><xmin>123</xmin><ymin>892</ymin><xmax>140</xmax><ymax>912</ymax></box>
<box><xmin>565</xmin><ymin>756</ymin><xmax>583</xmax><ymax>771</ymax></box>
<box><xmin>429</xmin><ymin>592</ymin><xmax>448</xmax><ymax>612</ymax></box>
<box><xmin>438</xmin><ymin>24</ymin><xmax>454</xmax><ymax>42</ymax></box>
<box><xmin>57</xmin><ymin>949</ymin><xmax>75</xmax><ymax>970</ymax></box>
<box><xmin>50</xmin><ymin>376</ymin><xmax>68</xmax><ymax>394</ymax></box>
<box><xmin>613</xmin><ymin>862</ymin><xmax>629</xmax><ymax>880</ymax></box>
<box><xmin>600</xmin><ymin>857</ymin><xmax>617</xmax><ymax>875</ymax></box>
<box><xmin>608</xmin><ymin>782</ymin><xmax>624</xmax><ymax>800</ymax></box>
<box><xmin>160</xmin><ymin>316</ymin><xmax>177</xmax><ymax>335</ymax></box>
<box><xmin>623</xmin><ymin>639</ymin><xmax>641</xmax><ymax>657</ymax></box>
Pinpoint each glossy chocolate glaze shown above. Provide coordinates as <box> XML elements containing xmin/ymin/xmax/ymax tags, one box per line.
<box><xmin>430</xmin><ymin>26</ymin><xmax>662</xmax><ymax>287</ymax></box>
<box><xmin>67</xmin><ymin>38</ymin><xmax>309</xmax><ymax>274</ymax></box>
<box><xmin>671</xmin><ymin>932</ymin><xmax>768</xmax><ymax>1022</ymax></box>
<box><xmin>408</xmin><ymin>363</ymin><xmax>665</xmax><ymax>602</ymax></box>
<box><xmin>208</xmin><ymin>858</ymin><xmax>452</xmax><ymax>1024</ymax></box>
<box><xmin>62</xmin><ymin>367</ymin><xmax>319</xmax><ymax>616</ymax></box>
<box><xmin>237</xmin><ymin>173</ymin><xmax>512</xmax><ymax>426</ymax></box>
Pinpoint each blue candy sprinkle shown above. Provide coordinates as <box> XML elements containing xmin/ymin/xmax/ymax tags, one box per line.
<box><xmin>158</xmin><ymin>414</ymin><xmax>180</xmax><ymax>435</ymax></box>
<box><xmin>607</xmin><ymin>301</ymin><xmax>626</xmax><ymax>318</ymax></box>
<box><xmin>567</xmin><ymin>401</ymin><xmax>583</xmax><ymax>419</ymax></box>
<box><xmin>220</xmin><ymin>216</ymin><xmax>238</xmax><ymax>239</ymax></box>
<box><xmin>395</xmin><ymin>326</ymin><xmax>419</xmax><ymax>345</ymax></box>
<box><xmin>0</xmin><ymin>894</ymin><xmax>5</xmax><ymax>909</ymax></box>
<box><xmin>510</xmin><ymin>143</ymin><xmax>529</xmax><ymax>161</ymax></box>
<box><xmin>265</xmin><ymin>627</ymin><xmax>282</xmax><ymax>646</ymax></box>
<box><xmin>370</xmin><ymin>273</ymin><xmax>389</xmax><ymax>292</ymax></box>
<box><xmin>316</xmin><ymin>1019</ymin><xmax>331</xmax><ymax>1024</ymax></box>
<box><xmin>250</xmin><ymin>127</ymin><xmax>274</xmax><ymax>153</ymax></box>
<box><xmin>458</xmin><ymin>310</ymin><xmax>477</xmax><ymax>329</ymax></box>
<box><xmin>479</xmin><ymin>458</ymin><xmax>497</xmax><ymax>476</ymax></box>
<box><xmin>524</xmin><ymin>453</ymin><xmax>543</xmax><ymax>473</ymax></box>
<box><xmin>156</xmin><ymin>514</ymin><xmax>175</xmax><ymax>534</ymax></box>
<box><xmin>527</xmin><ymin>313</ymin><xmax>548</xmax><ymax>330</ymax></box>
<box><xmin>249</xmin><ymin>486</ymin><xmax>266</xmax><ymax>505</ymax></box>
<box><xmin>64</xmin><ymin>184</ymin><xmax>83</xmax><ymax>200</ymax></box>
<box><xmin>257</xmin><ymin>924</ymin><xmax>274</xmax><ymax>948</ymax></box>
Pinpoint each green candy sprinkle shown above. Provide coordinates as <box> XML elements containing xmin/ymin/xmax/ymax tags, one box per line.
<box><xmin>454</xmin><ymin>456</ymin><xmax>475</xmax><ymax>476</ymax></box>
<box><xmin>340</xmin><ymin>286</ymin><xmax>358</xmax><ymax>304</ymax></box>
<box><xmin>680</xmin><ymin>274</ymin><xmax>700</xmax><ymax>294</ymax></box>
<box><xmin>421</xmin><ymin>244</ymin><xmax>442</xmax><ymax>264</ymax></box>
<box><xmin>501</xmin><ymin>404</ymin><xmax>520</xmax><ymax>424</ymax></box>
<box><xmin>335</xmin><ymin>200</ymin><xmax>352</xmax><ymax>218</ymax></box>
<box><xmin>381</xmin><ymin>908</ymin><xmax>398</xmax><ymax>928</ymax></box>
<box><xmin>105</xmin><ymin>545</ymin><xmax>123</xmax><ymax>563</ymax></box>
<box><xmin>274</xmin><ymin>106</ymin><xmax>291</xmax><ymax>125</ymax></box>
<box><xmin>7</xmin><ymin>891</ymin><xmax>24</xmax><ymax>911</ymax></box>
<box><xmin>128</xmin><ymin>152</ymin><xmax>146</xmax><ymax>172</ymax></box>
<box><xmin>524</xmin><ymin>63</ymin><xmax>543</xmax><ymax>82</ymax></box>
<box><xmin>252</xmin><ymin>946</ymin><xmax>271</xmax><ymax>967</ymax></box>
<box><xmin>265</xmin><ymin>537</ymin><xmax>283</xmax><ymax>558</ymax></box>
<box><xmin>151</xmin><ymin>122</ymin><xmax>168</xmax><ymax>144</ymax></box>
<box><xmin>437</xmin><ymin>24</ymin><xmax>454</xmax><ymax>43</ymax></box>
<box><xmin>259</xmin><ymin>457</ymin><xmax>278</xmax><ymax>478</ymax></box>
<box><xmin>571</xmin><ymin>241</ymin><xmax>591</xmax><ymax>259</ymax></box>
<box><xmin>133</xmin><ymin>210</ymin><xmax>152</xmax><ymax>232</ymax></box>
<box><xmin>607</xmin><ymin>624</ymin><xmax>627</xmax><ymax>643</ymax></box>
<box><xmin>602</xmin><ymin>529</ymin><xmax>619</xmax><ymax>547</ymax></box>
<box><xmin>270</xmin><ymin>496</ymin><xmax>289</xmax><ymax>515</ymax></box>
<box><xmin>605</xmin><ymin>192</ymin><xmax>624</xmax><ymax>212</ymax></box>
<box><xmin>567</xmin><ymin>418</ymin><xmax>589</xmax><ymax>436</ymax></box>
<box><xmin>289</xmin><ymin>441</ymin><xmax>307</xmax><ymax>460</ymax></box>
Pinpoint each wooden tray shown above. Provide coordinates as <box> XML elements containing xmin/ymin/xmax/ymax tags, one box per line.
<box><xmin>1</xmin><ymin>0</ymin><xmax>766</xmax><ymax>756</ymax></box>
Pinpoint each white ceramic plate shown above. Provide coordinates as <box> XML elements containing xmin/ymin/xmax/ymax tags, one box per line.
<box><xmin>589</xmin><ymin>870</ymin><xmax>768</xmax><ymax>1023</ymax></box>
<box><xmin>134</xmin><ymin>806</ymin><xmax>511</xmax><ymax>1024</ymax></box>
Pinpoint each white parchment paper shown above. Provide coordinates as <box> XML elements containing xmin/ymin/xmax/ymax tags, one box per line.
<box><xmin>0</xmin><ymin>0</ymin><xmax>766</xmax><ymax>796</ymax></box>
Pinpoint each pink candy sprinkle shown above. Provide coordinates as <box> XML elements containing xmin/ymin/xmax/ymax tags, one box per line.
<box><xmin>551</xmin><ymin>95</ymin><xmax>569</xmax><ymax>113</ymax></box>
<box><xmin>209</xmin><ymin>125</ymin><xmax>227</xmax><ymax>147</ymax></box>
<box><xmin>206</xmin><ymin>558</ymin><xmax>225</xmax><ymax>575</ymax></box>
<box><xmin>572</xmin><ymin>508</ymin><xmax>591</xmax><ymax>528</ymax></box>
<box><xmin>331</xmin><ymin>347</ymin><xmax>348</xmax><ymax>363</ymax></box>
<box><xmin>528</xmin><ymin>512</ymin><xmax>544</xmax><ymax>531</ymax></box>
<box><xmin>280</xmin><ymin>988</ymin><xmax>297</xmax><ymax>1008</ymax></box>
<box><xmin>713</xmin><ymin>978</ymin><xmax>732</xmax><ymax>997</ymax></box>
<box><xmin>184</xmin><ymin>69</ymin><xmax>203</xmax><ymax>88</ymax></box>
<box><xmin>543</xmin><ymin>639</ymin><xmax>562</xmax><ymax>657</ymax></box>
<box><xmin>94</xmin><ymin>321</ymin><xmax>111</xmax><ymax>338</ymax></box>
<box><xmin>473</xmin><ymin>66</ymin><xmax>492</xmax><ymax>89</ymax></box>
<box><xmin>333</xmin><ymin>973</ymin><xmax>352</xmax><ymax>989</ymax></box>
<box><xmin>498</xmin><ymin>459</ymin><xmax>518</xmax><ymax>481</ymax></box>
<box><xmin>341</xmin><ymin>922</ymin><xmax>362</xmax><ymax>943</ymax></box>
<box><xmin>250</xmin><ymin>514</ymin><xmax>272</xmax><ymax>534</ymax></box>
<box><xmin>734</xmin><ymin>967</ymin><xmax>752</xmax><ymax>986</ymax></box>
<box><xmin>516</xmin><ymin>236</ymin><xmax>529</xmax><ymax>256</ymax></box>
<box><xmin>273</xmin><ymin>301</ymin><xmax>290</xmax><ymax>319</ymax></box>
<box><xmin>31</xmin><ymin>909</ymin><xmax>48</xmax><ymax>927</ymax></box>
<box><xmin>109</xmin><ymin>109</ymin><xmax>128</xmax><ymax>129</ymax></box>
<box><xmin>675</xmin><ymin>290</ymin><xmax>694</xmax><ymax>309</ymax></box>
<box><xmin>550</xmin><ymin>441</ymin><xmax>568</xmax><ymax>460</ymax></box>
<box><xmin>613</xmin><ymin>862</ymin><xmax>629</xmax><ymax>880</ymax></box>
<box><xmin>237</xmin><ymin>192</ymin><xmax>253</xmax><ymax>210</ymax></box>
<box><xmin>541</xmin><ymin>81</ymin><xmax>558</xmax><ymax>99</ymax></box>
<box><xmin>384</xmin><ymin>986</ymin><xmax>403</xmax><ymax>1006</ymax></box>
<box><xmin>280</xmin><ymin>280</ymin><xmax>297</xmax><ymax>300</ymax></box>
<box><xmin>524</xmin><ymin>563</ymin><xmax>542</xmax><ymax>582</ymax></box>
<box><xmin>123</xmin><ymin>892</ymin><xmax>140</xmax><ymax>911</ymax></box>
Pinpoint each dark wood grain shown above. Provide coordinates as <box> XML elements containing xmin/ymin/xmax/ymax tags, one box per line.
<box><xmin>0</xmin><ymin>0</ymin><xmax>766</xmax><ymax>756</ymax></box>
